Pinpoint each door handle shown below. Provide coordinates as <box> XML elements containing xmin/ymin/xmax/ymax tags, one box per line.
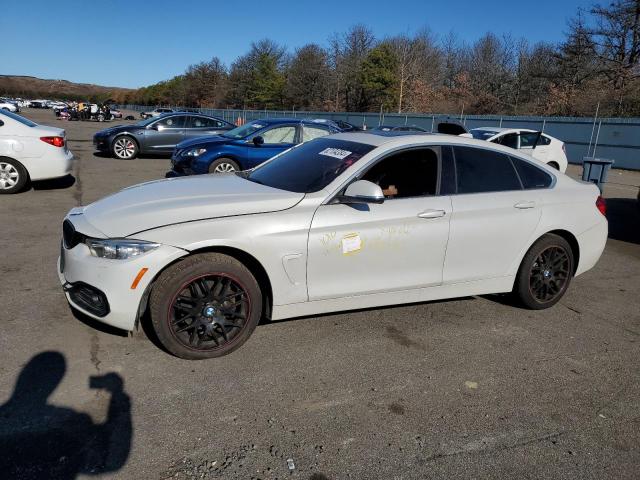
<box><xmin>418</xmin><ymin>209</ymin><xmax>446</xmax><ymax>219</ymax></box>
<box><xmin>514</xmin><ymin>201</ymin><xmax>536</xmax><ymax>209</ymax></box>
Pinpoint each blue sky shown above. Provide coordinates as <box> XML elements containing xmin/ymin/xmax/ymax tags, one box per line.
<box><xmin>2</xmin><ymin>0</ymin><xmax>593</xmax><ymax>89</ymax></box>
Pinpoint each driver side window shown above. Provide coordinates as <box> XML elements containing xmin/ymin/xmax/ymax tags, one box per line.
<box><xmin>360</xmin><ymin>148</ymin><xmax>439</xmax><ymax>199</ymax></box>
<box><xmin>261</xmin><ymin>126</ymin><xmax>296</xmax><ymax>144</ymax></box>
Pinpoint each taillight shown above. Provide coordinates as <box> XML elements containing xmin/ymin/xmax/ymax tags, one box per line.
<box><xmin>40</xmin><ymin>136</ymin><xmax>65</xmax><ymax>148</ymax></box>
<box><xmin>596</xmin><ymin>195</ymin><xmax>606</xmax><ymax>216</ymax></box>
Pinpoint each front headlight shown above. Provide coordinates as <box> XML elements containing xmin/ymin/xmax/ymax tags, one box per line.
<box><xmin>86</xmin><ymin>239</ymin><xmax>160</xmax><ymax>260</ymax></box>
<box><xmin>184</xmin><ymin>147</ymin><xmax>207</xmax><ymax>157</ymax></box>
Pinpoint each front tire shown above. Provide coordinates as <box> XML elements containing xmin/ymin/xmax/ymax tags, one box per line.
<box><xmin>209</xmin><ymin>158</ymin><xmax>239</xmax><ymax>174</ymax></box>
<box><xmin>0</xmin><ymin>158</ymin><xmax>28</xmax><ymax>194</ymax></box>
<box><xmin>112</xmin><ymin>136</ymin><xmax>139</xmax><ymax>160</ymax></box>
<box><xmin>149</xmin><ymin>253</ymin><xmax>263</xmax><ymax>359</ymax></box>
<box><xmin>513</xmin><ymin>233</ymin><xmax>574</xmax><ymax>309</ymax></box>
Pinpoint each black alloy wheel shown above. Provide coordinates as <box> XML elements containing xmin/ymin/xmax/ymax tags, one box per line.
<box><xmin>168</xmin><ymin>273</ymin><xmax>251</xmax><ymax>351</ymax></box>
<box><xmin>528</xmin><ymin>246</ymin><xmax>571</xmax><ymax>303</ymax></box>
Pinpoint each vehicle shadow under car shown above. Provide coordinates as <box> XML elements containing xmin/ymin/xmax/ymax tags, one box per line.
<box><xmin>31</xmin><ymin>174</ymin><xmax>76</xmax><ymax>191</ymax></box>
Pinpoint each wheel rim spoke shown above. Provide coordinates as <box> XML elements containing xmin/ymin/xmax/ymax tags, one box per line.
<box><xmin>168</xmin><ymin>273</ymin><xmax>251</xmax><ymax>351</ymax></box>
<box><xmin>528</xmin><ymin>245</ymin><xmax>571</xmax><ymax>303</ymax></box>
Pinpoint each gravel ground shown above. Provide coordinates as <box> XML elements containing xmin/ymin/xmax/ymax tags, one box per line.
<box><xmin>0</xmin><ymin>108</ymin><xmax>639</xmax><ymax>480</ymax></box>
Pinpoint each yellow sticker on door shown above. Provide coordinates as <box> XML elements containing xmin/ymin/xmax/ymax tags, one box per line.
<box><xmin>342</xmin><ymin>233</ymin><xmax>362</xmax><ymax>255</ymax></box>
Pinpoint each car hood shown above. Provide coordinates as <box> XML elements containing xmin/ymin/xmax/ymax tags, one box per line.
<box><xmin>176</xmin><ymin>134</ymin><xmax>232</xmax><ymax>150</ymax></box>
<box><xmin>80</xmin><ymin>174</ymin><xmax>304</xmax><ymax>237</ymax></box>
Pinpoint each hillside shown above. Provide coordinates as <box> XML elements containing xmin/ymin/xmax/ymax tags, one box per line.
<box><xmin>0</xmin><ymin>75</ymin><xmax>133</xmax><ymax>101</ymax></box>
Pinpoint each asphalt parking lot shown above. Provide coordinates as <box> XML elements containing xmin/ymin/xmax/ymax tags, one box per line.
<box><xmin>1</xmin><ymin>108</ymin><xmax>639</xmax><ymax>479</ymax></box>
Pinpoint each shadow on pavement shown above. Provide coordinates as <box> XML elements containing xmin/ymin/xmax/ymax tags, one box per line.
<box><xmin>31</xmin><ymin>174</ymin><xmax>76</xmax><ymax>191</ymax></box>
<box><xmin>606</xmin><ymin>197</ymin><xmax>640</xmax><ymax>245</ymax></box>
<box><xmin>0</xmin><ymin>351</ymin><xmax>132</xmax><ymax>479</ymax></box>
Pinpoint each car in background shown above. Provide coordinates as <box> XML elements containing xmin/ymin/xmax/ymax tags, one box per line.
<box><xmin>110</xmin><ymin>108</ymin><xmax>123</xmax><ymax>119</ymax></box>
<box><xmin>94</xmin><ymin>112</ymin><xmax>234</xmax><ymax>159</ymax></box>
<box><xmin>0</xmin><ymin>109</ymin><xmax>73</xmax><ymax>194</ymax></box>
<box><xmin>469</xmin><ymin>127</ymin><xmax>568</xmax><ymax>172</ymax></box>
<box><xmin>140</xmin><ymin>107</ymin><xmax>175</xmax><ymax>119</ymax></box>
<box><xmin>58</xmin><ymin>132</ymin><xmax>607</xmax><ymax>359</ymax></box>
<box><xmin>371</xmin><ymin>124</ymin><xmax>428</xmax><ymax>133</ymax></box>
<box><xmin>0</xmin><ymin>100</ymin><xmax>19</xmax><ymax>112</ymax></box>
<box><xmin>169</xmin><ymin>118</ymin><xmax>341</xmax><ymax>175</ymax></box>
<box><xmin>29</xmin><ymin>100</ymin><xmax>47</xmax><ymax>108</ymax></box>
<box><xmin>310</xmin><ymin>118</ymin><xmax>361</xmax><ymax>132</ymax></box>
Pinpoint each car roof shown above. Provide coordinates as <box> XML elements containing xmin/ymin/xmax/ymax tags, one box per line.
<box><xmin>245</xmin><ymin>118</ymin><xmax>341</xmax><ymax>128</ymax></box>
<box><xmin>471</xmin><ymin>127</ymin><xmax>537</xmax><ymax>134</ymax></box>
<box><xmin>329</xmin><ymin>132</ymin><xmax>548</xmax><ymax>153</ymax></box>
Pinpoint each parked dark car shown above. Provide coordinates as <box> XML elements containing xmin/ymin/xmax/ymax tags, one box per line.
<box><xmin>168</xmin><ymin>118</ymin><xmax>341</xmax><ymax>175</ymax></box>
<box><xmin>308</xmin><ymin>118</ymin><xmax>361</xmax><ymax>132</ymax></box>
<box><xmin>371</xmin><ymin>124</ymin><xmax>429</xmax><ymax>133</ymax></box>
<box><xmin>93</xmin><ymin>113</ymin><xmax>234</xmax><ymax>159</ymax></box>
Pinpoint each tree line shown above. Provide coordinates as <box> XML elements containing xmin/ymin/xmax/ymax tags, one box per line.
<box><xmin>124</xmin><ymin>0</ymin><xmax>640</xmax><ymax>117</ymax></box>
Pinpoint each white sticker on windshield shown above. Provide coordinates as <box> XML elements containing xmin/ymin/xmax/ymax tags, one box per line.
<box><xmin>319</xmin><ymin>147</ymin><xmax>352</xmax><ymax>159</ymax></box>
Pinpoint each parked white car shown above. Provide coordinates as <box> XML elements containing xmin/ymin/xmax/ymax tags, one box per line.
<box><xmin>468</xmin><ymin>128</ymin><xmax>568</xmax><ymax>172</ymax></box>
<box><xmin>58</xmin><ymin>133</ymin><xmax>607</xmax><ymax>359</ymax></box>
<box><xmin>0</xmin><ymin>100</ymin><xmax>18</xmax><ymax>113</ymax></box>
<box><xmin>0</xmin><ymin>110</ymin><xmax>74</xmax><ymax>193</ymax></box>
<box><xmin>140</xmin><ymin>108</ymin><xmax>174</xmax><ymax>119</ymax></box>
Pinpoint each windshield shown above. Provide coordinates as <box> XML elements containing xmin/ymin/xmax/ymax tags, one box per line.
<box><xmin>223</xmin><ymin>121</ymin><xmax>267</xmax><ymax>139</ymax></box>
<box><xmin>470</xmin><ymin>129</ymin><xmax>499</xmax><ymax>140</ymax></box>
<box><xmin>0</xmin><ymin>109</ymin><xmax>37</xmax><ymax>127</ymax></box>
<box><xmin>246</xmin><ymin>138</ymin><xmax>375</xmax><ymax>193</ymax></box>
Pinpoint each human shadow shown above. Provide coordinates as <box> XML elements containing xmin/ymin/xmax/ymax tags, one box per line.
<box><xmin>605</xmin><ymin>197</ymin><xmax>640</xmax><ymax>245</ymax></box>
<box><xmin>0</xmin><ymin>351</ymin><xmax>132</xmax><ymax>479</ymax></box>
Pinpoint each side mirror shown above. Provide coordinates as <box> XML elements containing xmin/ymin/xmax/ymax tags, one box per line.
<box><xmin>339</xmin><ymin>180</ymin><xmax>385</xmax><ymax>204</ymax></box>
<box><xmin>252</xmin><ymin>135</ymin><xmax>264</xmax><ymax>146</ymax></box>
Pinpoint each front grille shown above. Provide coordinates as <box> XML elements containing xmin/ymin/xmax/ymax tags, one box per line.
<box><xmin>62</xmin><ymin>219</ymin><xmax>85</xmax><ymax>249</ymax></box>
<box><xmin>67</xmin><ymin>282</ymin><xmax>110</xmax><ymax>317</ymax></box>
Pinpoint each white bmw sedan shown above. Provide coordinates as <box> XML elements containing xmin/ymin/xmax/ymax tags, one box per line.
<box><xmin>58</xmin><ymin>132</ymin><xmax>607</xmax><ymax>359</ymax></box>
<box><xmin>0</xmin><ymin>109</ymin><xmax>74</xmax><ymax>193</ymax></box>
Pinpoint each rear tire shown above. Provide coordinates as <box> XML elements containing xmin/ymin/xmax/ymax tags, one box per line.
<box><xmin>0</xmin><ymin>158</ymin><xmax>28</xmax><ymax>194</ymax></box>
<box><xmin>513</xmin><ymin>233</ymin><xmax>574</xmax><ymax>309</ymax></box>
<box><xmin>209</xmin><ymin>158</ymin><xmax>239</xmax><ymax>174</ymax></box>
<box><xmin>149</xmin><ymin>253</ymin><xmax>262</xmax><ymax>360</ymax></box>
<box><xmin>111</xmin><ymin>136</ymin><xmax>139</xmax><ymax>160</ymax></box>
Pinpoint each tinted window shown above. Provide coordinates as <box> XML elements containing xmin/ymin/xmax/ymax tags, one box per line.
<box><xmin>188</xmin><ymin>116</ymin><xmax>224</xmax><ymax>129</ymax></box>
<box><xmin>519</xmin><ymin>132</ymin><xmax>540</xmax><ymax>148</ymax></box>
<box><xmin>493</xmin><ymin>133</ymin><xmax>518</xmax><ymax>149</ymax></box>
<box><xmin>537</xmin><ymin>135</ymin><xmax>552</xmax><ymax>146</ymax></box>
<box><xmin>511</xmin><ymin>157</ymin><xmax>553</xmax><ymax>189</ymax></box>
<box><xmin>155</xmin><ymin>115</ymin><xmax>185</xmax><ymax>128</ymax></box>
<box><xmin>453</xmin><ymin>146</ymin><xmax>521</xmax><ymax>194</ymax></box>
<box><xmin>261</xmin><ymin>126</ymin><xmax>296</xmax><ymax>144</ymax></box>
<box><xmin>302</xmin><ymin>125</ymin><xmax>331</xmax><ymax>142</ymax></box>
<box><xmin>360</xmin><ymin>147</ymin><xmax>439</xmax><ymax>199</ymax></box>
<box><xmin>246</xmin><ymin>138</ymin><xmax>374</xmax><ymax>193</ymax></box>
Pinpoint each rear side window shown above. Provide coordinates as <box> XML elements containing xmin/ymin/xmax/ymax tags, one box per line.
<box><xmin>519</xmin><ymin>132</ymin><xmax>540</xmax><ymax>148</ymax></box>
<box><xmin>537</xmin><ymin>135</ymin><xmax>552</xmax><ymax>146</ymax></box>
<box><xmin>511</xmin><ymin>157</ymin><xmax>553</xmax><ymax>189</ymax></box>
<box><xmin>302</xmin><ymin>125</ymin><xmax>331</xmax><ymax>142</ymax></box>
<box><xmin>453</xmin><ymin>146</ymin><xmax>521</xmax><ymax>194</ymax></box>
<box><xmin>493</xmin><ymin>133</ymin><xmax>518</xmax><ymax>149</ymax></box>
<box><xmin>189</xmin><ymin>116</ymin><xmax>224</xmax><ymax>128</ymax></box>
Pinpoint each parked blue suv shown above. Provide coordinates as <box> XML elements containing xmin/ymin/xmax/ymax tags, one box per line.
<box><xmin>168</xmin><ymin>118</ymin><xmax>341</xmax><ymax>176</ymax></box>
